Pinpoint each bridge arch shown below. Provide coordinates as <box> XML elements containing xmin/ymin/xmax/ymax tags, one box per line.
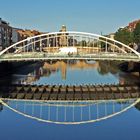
<box><xmin>0</xmin><ymin>31</ymin><xmax>139</xmax><ymax>61</ymax></box>
<box><xmin>0</xmin><ymin>99</ymin><xmax>140</xmax><ymax>125</ymax></box>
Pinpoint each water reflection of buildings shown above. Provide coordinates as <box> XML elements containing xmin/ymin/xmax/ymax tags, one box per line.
<box><xmin>17</xmin><ymin>60</ymin><xmax>99</xmax><ymax>84</ymax></box>
<box><xmin>18</xmin><ymin>67</ymin><xmax>43</xmax><ymax>84</ymax></box>
<box><xmin>43</xmin><ymin>60</ymin><xmax>99</xmax><ymax>80</ymax></box>
<box><xmin>119</xmin><ymin>73</ymin><xmax>140</xmax><ymax>85</ymax></box>
<box><xmin>15</xmin><ymin>60</ymin><xmax>140</xmax><ymax>86</ymax></box>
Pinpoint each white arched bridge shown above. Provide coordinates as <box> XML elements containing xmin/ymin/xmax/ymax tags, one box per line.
<box><xmin>0</xmin><ymin>84</ymin><xmax>140</xmax><ymax>124</ymax></box>
<box><xmin>0</xmin><ymin>98</ymin><xmax>140</xmax><ymax>125</ymax></box>
<box><xmin>0</xmin><ymin>31</ymin><xmax>140</xmax><ymax>62</ymax></box>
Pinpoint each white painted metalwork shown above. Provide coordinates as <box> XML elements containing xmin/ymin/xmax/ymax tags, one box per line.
<box><xmin>0</xmin><ymin>31</ymin><xmax>139</xmax><ymax>61</ymax></box>
<box><xmin>0</xmin><ymin>98</ymin><xmax>140</xmax><ymax>125</ymax></box>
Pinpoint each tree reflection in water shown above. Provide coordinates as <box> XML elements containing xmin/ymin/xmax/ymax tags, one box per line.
<box><xmin>11</xmin><ymin>60</ymin><xmax>124</xmax><ymax>85</ymax></box>
<box><xmin>0</xmin><ymin>103</ymin><xmax>3</xmax><ymax>112</ymax></box>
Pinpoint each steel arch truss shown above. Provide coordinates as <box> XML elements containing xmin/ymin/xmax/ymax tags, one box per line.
<box><xmin>0</xmin><ymin>31</ymin><xmax>140</xmax><ymax>61</ymax></box>
<box><xmin>0</xmin><ymin>98</ymin><xmax>140</xmax><ymax>125</ymax></box>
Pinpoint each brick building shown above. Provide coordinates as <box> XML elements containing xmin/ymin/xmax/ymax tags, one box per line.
<box><xmin>127</xmin><ymin>19</ymin><xmax>140</xmax><ymax>32</ymax></box>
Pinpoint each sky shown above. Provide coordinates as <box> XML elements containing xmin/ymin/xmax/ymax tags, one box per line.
<box><xmin>0</xmin><ymin>0</ymin><xmax>140</xmax><ymax>34</ymax></box>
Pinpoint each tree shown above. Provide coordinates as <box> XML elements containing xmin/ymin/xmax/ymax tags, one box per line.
<box><xmin>114</xmin><ymin>28</ymin><xmax>133</xmax><ymax>45</ymax></box>
<box><xmin>133</xmin><ymin>22</ymin><xmax>140</xmax><ymax>45</ymax></box>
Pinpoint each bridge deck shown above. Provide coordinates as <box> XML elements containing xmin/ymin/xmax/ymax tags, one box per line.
<box><xmin>0</xmin><ymin>52</ymin><xmax>139</xmax><ymax>62</ymax></box>
<box><xmin>0</xmin><ymin>84</ymin><xmax>140</xmax><ymax>101</ymax></box>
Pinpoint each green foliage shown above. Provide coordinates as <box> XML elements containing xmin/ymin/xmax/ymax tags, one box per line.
<box><xmin>114</xmin><ymin>28</ymin><xmax>133</xmax><ymax>45</ymax></box>
<box><xmin>114</xmin><ymin>22</ymin><xmax>140</xmax><ymax>45</ymax></box>
<box><xmin>133</xmin><ymin>22</ymin><xmax>140</xmax><ymax>44</ymax></box>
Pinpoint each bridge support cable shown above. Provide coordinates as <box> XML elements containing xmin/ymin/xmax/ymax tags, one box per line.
<box><xmin>72</xmin><ymin>101</ymin><xmax>75</xmax><ymax>122</ymax></box>
<box><xmin>0</xmin><ymin>31</ymin><xmax>140</xmax><ymax>61</ymax></box>
<box><xmin>105</xmin><ymin>40</ymin><xmax>108</xmax><ymax>53</ymax></box>
<box><xmin>48</xmin><ymin>103</ymin><xmax>50</xmax><ymax>120</ymax></box>
<box><xmin>96</xmin><ymin>102</ymin><xmax>99</xmax><ymax>119</ymax></box>
<box><xmin>56</xmin><ymin>103</ymin><xmax>58</xmax><ymax>121</ymax></box>
<box><xmin>104</xmin><ymin>101</ymin><xmax>107</xmax><ymax>116</ymax></box>
<box><xmin>24</xmin><ymin>101</ymin><xmax>26</xmax><ymax>113</ymax></box>
<box><xmin>88</xmin><ymin>103</ymin><xmax>91</xmax><ymax>120</ymax></box>
<box><xmin>112</xmin><ymin>101</ymin><xmax>115</xmax><ymax>113</ymax></box>
<box><xmin>40</xmin><ymin>103</ymin><xmax>43</xmax><ymax>118</ymax></box>
<box><xmin>80</xmin><ymin>106</ymin><xmax>83</xmax><ymax>121</ymax></box>
<box><xmin>64</xmin><ymin>103</ymin><xmax>67</xmax><ymax>122</ymax></box>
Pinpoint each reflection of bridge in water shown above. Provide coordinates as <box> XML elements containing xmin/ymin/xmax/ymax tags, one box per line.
<box><xmin>0</xmin><ymin>83</ymin><xmax>140</xmax><ymax>124</ymax></box>
<box><xmin>1</xmin><ymin>84</ymin><xmax>140</xmax><ymax>101</ymax></box>
<box><xmin>0</xmin><ymin>98</ymin><xmax>140</xmax><ymax>125</ymax></box>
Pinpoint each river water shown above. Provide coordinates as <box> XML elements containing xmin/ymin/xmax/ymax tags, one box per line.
<box><xmin>0</xmin><ymin>60</ymin><xmax>140</xmax><ymax>140</ymax></box>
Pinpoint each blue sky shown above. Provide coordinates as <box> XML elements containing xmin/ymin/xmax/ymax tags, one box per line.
<box><xmin>0</xmin><ymin>0</ymin><xmax>140</xmax><ymax>34</ymax></box>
